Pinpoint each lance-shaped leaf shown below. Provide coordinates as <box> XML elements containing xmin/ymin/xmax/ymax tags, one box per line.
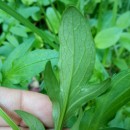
<box><xmin>83</xmin><ymin>69</ymin><xmax>130</xmax><ymax>130</ymax></box>
<box><xmin>71</xmin><ymin>109</ymin><xmax>84</xmax><ymax>130</ymax></box>
<box><xmin>55</xmin><ymin>6</ymin><xmax>95</xmax><ymax>129</ymax></box>
<box><xmin>44</xmin><ymin>61</ymin><xmax>60</xmax><ymax>102</ymax></box>
<box><xmin>44</xmin><ymin>62</ymin><xmax>61</xmax><ymax>128</ymax></box>
<box><xmin>44</xmin><ymin>7</ymin><xmax>111</xmax><ymax>130</ymax></box>
<box><xmin>0</xmin><ymin>108</ymin><xmax>20</xmax><ymax>130</ymax></box>
<box><xmin>15</xmin><ymin>110</ymin><xmax>45</xmax><ymax>130</ymax></box>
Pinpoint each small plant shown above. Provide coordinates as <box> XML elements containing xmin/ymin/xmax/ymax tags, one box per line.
<box><xmin>0</xmin><ymin>1</ymin><xmax>130</xmax><ymax>130</ymax></box>
<box><xmin>44</xmin><ymin>7</ymin><xmax>130</xmax><ymax>130</ymax></box>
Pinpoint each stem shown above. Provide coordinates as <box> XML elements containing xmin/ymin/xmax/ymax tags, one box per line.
<box><xmin>97</xmin><ymin>0</ymin><xmax>108</xmax><ymax>32</ymax></box>
<box><xmin>127</xmin><ymin>0</ymin><xmax>130</xmax><ymax>10</ymax></box>
<box><xmin>0</xmin><ymin>1</ymin><xmax>58</xmax><ymax>50</ymax></box>
<box><xmin>102</xmin><ymin>48</ymin><xmax>109</xmax><ymax>66</ymax></box>
<box><xmin>55</xmin><ymin>99</ymin><xmax>67</xmax><ymax>130</ymax></box>
<box><xmin>118</xmin><ymin>47</ymin><xmax>124</xmax><ymax>57</ymax></box>
<box><xmin>111</xmin><ymin>0</ymin><xmax>118</xmax><ymax>26</ymax></box>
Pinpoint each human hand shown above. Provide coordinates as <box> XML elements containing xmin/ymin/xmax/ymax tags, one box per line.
<box><xmin>0</xmin><ymin>87</ymin><xmax>54</xmax><ymax>130</ymax></box>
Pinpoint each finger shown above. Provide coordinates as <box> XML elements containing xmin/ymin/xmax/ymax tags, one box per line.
<box><xmin>0</xmin><ymin>128</ymin><xmax>68</xmax><ymax>130</ymax></box>
<box><xmin>0</xmin><ymin>87</ymin><xmax>53</xmax><ymax>128</ymax></box>
<box><xmin>0</xmin><ymin>127</ymin><xmax>28</xmax><ymax>130</ymax></box>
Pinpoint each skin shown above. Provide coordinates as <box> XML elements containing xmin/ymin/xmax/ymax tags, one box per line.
<box><xmin>0</xmin><ymin>87</ymin><xmax>62</xmax><ymax>130</ymax></box>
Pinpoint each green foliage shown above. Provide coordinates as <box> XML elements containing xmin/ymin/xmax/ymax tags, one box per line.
<box><xmin>0</xmin><ymin>1</ymin><xmax>58</xmax><ymax>50</ymax></box>
<box><xmin>15</xmin><ymin>110</ymin><xmax>45</xmax><ymax>130</ymax></box>
<box><xmin>45</xmin><ymin>7</ymin><xmax>111</xmax><ymax>130</ymax></box>
<box><xmin>101</xmin><ymin>128</ymin><xmax>126</xmax><ymax>130</ymax></box>
<box><xmin>0</xmin><ymin>108</ymin><xmax>20</xmax><ymax>130</ymax></box>
<box><xmin>95</xmin><ymin>27</ymin><xmax>122</xmax><ymax>49</ymax></box>
<box><xmin>108</xmin><ymin>103</ymin><xmax>130</xmax><ymax>130</ymax></box>
<box><xmin>0</xmin><ymin>37</ymin><xmax>58</xmax><ymax>88</ymax></box>
<box><xmin>46</xmin><ymin>7</ymin><xmax>61</xmax><ymax>34</ymax></box>
<box><xmin>116</xmin><ymin>11</ymin><xmax>130</xmax><ymax>29</ymax></box>
<box><xmin>0</xmin><ymin>0</ymin><xmax>130</xmax><ymax>130</ymax></box>
<box><xmin>79</xmin><ymin>69</ymin><xmax>130</xmax><ymax>130</ymax></box>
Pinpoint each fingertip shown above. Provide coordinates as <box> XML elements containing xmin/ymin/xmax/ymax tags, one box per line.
<box><xmin>20</xmin><ymin>91</ymin><xmax>53</xmax><ymax>128</ymax></box>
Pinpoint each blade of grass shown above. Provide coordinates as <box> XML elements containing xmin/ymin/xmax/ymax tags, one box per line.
<box><xmin>0</xmin><ymin>108</ymin><xmax>20</xmax><ymax>130</ymax></box>
<box><xmin>0</xmin><ymin>1</ymin><xmax>58</xmax><ymax>50</ymax></box>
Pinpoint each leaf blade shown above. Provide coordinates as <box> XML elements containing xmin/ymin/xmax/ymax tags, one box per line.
<box><xmin>86</xmin><ymin>69</ymin><xmax>130</xmax><ymax>130</ymax></box>
<box><xmin>101</xmin><ymin>128</ymin><xmax>127</xmax><ymax>130</ymax></box>
<box><xmin>95</xmin><ymin>27</ymin><xmax>122</xmax><ymax>49</ymax></box>
<box><xmin>15</xmin><ymin>110</ymin><xmax>45</xmax><ymax>130</ymax></box>
<box><xmin>2</xmin><ymin>49</ymin><xmax>58</xmax><ymax>86</ymax></box>
<box><xmin>66</xmin><ymin>79</ymin><xmax>111</xmax><ymax>119</ymax></box>
<box><xmin>0</xmin><ymin>108</ymin><xmax>20</xmax><ymax>130</ymax></box>
<box><xmin>44</xmin><ymin>62</ymin><xmax>61</xmax><ymax>128</ymax></box>
<box><xmin>55</xmin><ymin>6</ymin><xmax>95</xmax><ymax>129</ymax></box>
<box><xmin>2</xmin><ymin>37</ymin><xmax>34</xmax><ymax>72</ymax></box>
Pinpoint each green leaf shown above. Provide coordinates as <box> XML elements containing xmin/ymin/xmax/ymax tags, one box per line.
<box><xmin>108</xmin><ymin>104</ymin><xmax>130</xmax><ymax>129</ymax></box>
<box><xmin>79</xmin><ymin>108</ymin><xmax>94</xmax><ymax>130</ymax></box>
<box><xmin>97</xmin><ymin>9</ymin><xmax>113</xmax><ymax>31</ymax></box>
<box><xmin>6</xmin><ymin>34</ymin><xmax>19</xmax><ymax>47</ymax></box>
<box><xmin>116</xmin><ymin>11</ymin><xmax>130</xmax><ymax>29</ymax></box>
<box><xmin>18</xmin><ymin>6</ymin><xmax>40</xmax><ymax>19</ymax></box>
<box><xmin>84</xmin><ymin>69</ymin><xmax>130</xmax><ymax>130</ymax></box>
<box><xmin>59</xmin><ymin>6</ymin><xmax>95</xmax><ymax>100</ymax></box>
<box><xmin>46</xmin><ymin>7</ymin><xmax>61</xmax><ymax>34</ymax></box>
<box><xmin>21</xmin><ymin>0</ymin><xmax>36</xmax><ymax>5</ymax></box>
<box><xmin>100</xmin><ymin>128</ymin><xmax>127</xmax><ymax>130</ymax></box>
<box><xmin>2</xmin><ymin>37</ymin><xmax>34</xmax><ymax>72</ymax></box>
<box><xmin>94</xmin><ymin>55</ymin><xmax>109</xmax><ymax>81</ymax></box>
<box><xmin>95</xmin><ymin>27</ymin><xmax>122</xmax><ymax>49</ymax></box>
<box><xmin>59</xmin><ymin>0</ymin><xmax>78</xmax><ymax>5</ymax></box>
<box><xmin>15</xmin><ymin>110</ymin><xmax>45</xmax><ymax>130</ymax></box>
<box><xmin>66</xmin><ymin>79</ymin><xmax>111</xmax><ymax>119</ymax></box>
<box><xmin>21</xmin><ymin>0</ymin><xmax>55</xmax><ymax>6</ymax></box>
<box><xmin>41</xmin><ymin>0</ymin><xmax>55</xmax><ymax>6</ymax></box>
<box><xmin>0</xmin><ymin>42</ymin><xmax>15</xmax><ymax>57</ymax></box>
<box><xmin>114</xmin><ymin>58</ymin><xmax>128</xmax><ymax>70</ymax></box>
<box><xmin>0</xmin><ymin>108</ymin><xmax>20</xmax><ymax>130</ymax></box>
<box><xmin>10</xmin><ymin>25</ymin><xmax>28</xmax><ymax>37</ymax></box>
<box><xmin>44</xmin><ymin>61</ymin><xmax>59</xmax><ymax>102</ymax></box>
<box><xmin>2</xmin><ymin>49</ymin><xmax>58</xmax><ymax>86</ymax></box>
<box><xmin>119</xmin><ymin>32</ymin><xmax>130</xmax><ymax>51</ymax></box>
<box><xmin>71</xmin><ymin>109</ymin><xmax>83</xmax><ymax>130</ymax></box>
<box><xmin>54</xmin><ymin>6</ymin><xmax>95</xmax><ymax>130</ymax></box>
<box><xmin>44</xmin><ymin>61</ymin><xmax>60</xmax><ymax>128</ymax></box>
